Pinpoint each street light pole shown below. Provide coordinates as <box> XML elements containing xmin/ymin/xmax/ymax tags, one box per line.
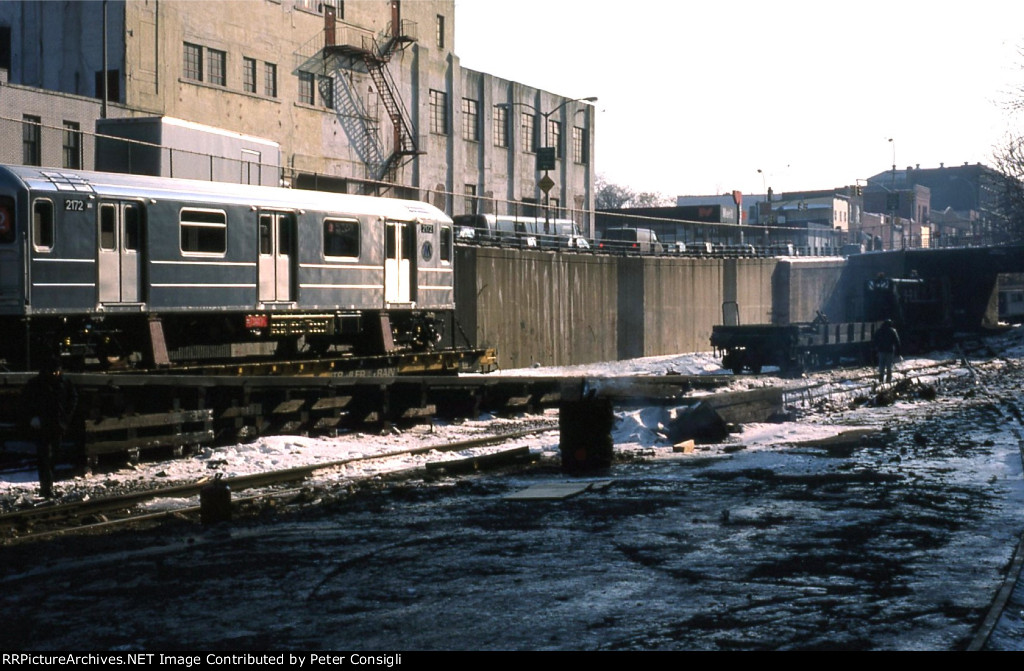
<box><xmin>500</xmin><ymin>96</ymin><xmax>597</xmax><ymax>237</ymax></box>
<box><xmin>757</xmin><ymin>168</ymin><xmax>770</xmax><ymax>245</ymax></box>
<box><xmin>888</xmin><ymin>138</ymin><xmax>898</xmax><ymax>250</ymax></box>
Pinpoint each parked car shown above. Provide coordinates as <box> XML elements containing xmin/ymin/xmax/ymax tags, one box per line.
<box><xmin>598</xmin><ymin>227</ymin><xmax>664</xmax><ymax>254</ymax></box>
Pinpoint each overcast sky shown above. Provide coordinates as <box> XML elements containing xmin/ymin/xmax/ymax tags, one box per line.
<box><xmin>454</xmin><ymin>0</ymin><xmax>1024</xmax><ymax>198</ymax></box>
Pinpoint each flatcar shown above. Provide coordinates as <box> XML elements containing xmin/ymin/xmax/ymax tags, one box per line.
<box><xmin>0</xmin><ymin>164</ymin><xmax>457</xmax><ymax>370</ymax></box>
<box><xmin>711</xmin><ymin>275</ymin><xmax>954</xmax><ymax>374</ymax></box>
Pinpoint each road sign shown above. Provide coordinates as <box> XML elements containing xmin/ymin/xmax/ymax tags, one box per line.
<box><xmin>537</xmin><ymin>147</ymin><xmax>556</xmax><ymax>171</ymax></box>
<box><xmin>538</xmin><ymin>174</ymin><xmax>555</xmax><ymax>194</ymax></box>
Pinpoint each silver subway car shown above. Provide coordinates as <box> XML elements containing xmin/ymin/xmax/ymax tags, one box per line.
<box><xmin>0</xmin><ymin>165</ymin><xmax>455</xmax><ymax>369</ymax></box>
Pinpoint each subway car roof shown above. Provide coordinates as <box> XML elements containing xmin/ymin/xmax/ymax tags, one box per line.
<box><xmin>0</xmin><ymin>164</ymin><xmax>452</xmax><ymax>223</ymax></box>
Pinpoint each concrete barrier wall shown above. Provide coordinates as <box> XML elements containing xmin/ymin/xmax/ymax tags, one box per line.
<box><xmin>456</xmin><ymin>247</ymin><xmax>837</xmax><ymax>368</ymax></box>
<box><xmin>455</xmin><ymin>247</ymin><xmax>619</xmax><ymax>369</ymax></box>
<box><xmin>456</xmin><ymin>247</ymin><xmax>1009</xmax><ymax>367</ymax></box>
<box><xmin>775</xmin><ymin>258</ymin><xmax>847</xmax><ymax>324</ymax></box>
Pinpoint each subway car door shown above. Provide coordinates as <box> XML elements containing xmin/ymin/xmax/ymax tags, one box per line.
<box><xmin>258</xmin><ymin>211</ymin><xmax>296</xmax><ymax>303</ymax></box>
<box><xmin>97</xmin><ymin>201</ymin><xmax>142</xmax><ymax>304</ymax></box>
<box><xmin>384</xmin><ymin>220</ymin><xmax>415</xmax><ymax>304</ymax></box>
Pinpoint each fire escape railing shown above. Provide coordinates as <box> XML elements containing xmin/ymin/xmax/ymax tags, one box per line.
<box><xmin>319</xmin><ymin>13</ymin><xmax>421</xmax><ymax>185</ymax></box>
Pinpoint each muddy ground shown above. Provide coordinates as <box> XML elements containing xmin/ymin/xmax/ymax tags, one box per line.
<box><xmin>1</xmin><ymin>357</ymin><xmax>1024</xmax><ymax>651</ymax></box>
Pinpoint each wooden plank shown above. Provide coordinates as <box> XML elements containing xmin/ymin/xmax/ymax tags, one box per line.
<box><xmin>86</xmin><ymin>429</ymin><xmax>215</xmax><ymax>455</ymax></box>
<box><xmin>84</xmin><ymin>409</ymin><xmax>213</xmax><ymax>433</ymax></box>
<box><xmin>399</xmin><ymin>404</ymin><xmax>437</xmax><ymax>419</ymax></box>
<box><xmin>311</xmin><ymin>395</ymin><xmax>353</xmax><ymax>411</ymax></box>
<box><xmin>219</xmin><ymin>403</ymin><xmax>262</xmax><ymax>419</ymax></box>
<box><xmin>703</xmin><ymin>387</ymin><xmax>784</xmax><ymax>425</ymax></box>
<box><xmin>148</xmin><ymin>318</ymin><xmax>171</xmax><ymax>367</ymax></box>
<box><xmin>273</xmin><ymin>399</ymin><xmax>307</xmax><ymax>414</ymax></box>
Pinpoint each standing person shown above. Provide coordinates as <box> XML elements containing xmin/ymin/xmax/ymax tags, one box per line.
<box><xmin>872</xmin><ymin>319</ymin><xmax>901</xmax><ymax>384</ymax></box>
<box><xmin>22</xmin><ymin>355</ymin><xmax>78</xmax><ymax>498</ymax></box>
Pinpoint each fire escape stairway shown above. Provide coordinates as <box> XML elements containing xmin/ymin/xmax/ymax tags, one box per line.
<box><xmin>362</xmin><ymin>34</ymin><xmax>421</xmax><ymax>183</ymax></box>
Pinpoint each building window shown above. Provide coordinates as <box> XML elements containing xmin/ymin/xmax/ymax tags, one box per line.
<box><xmin>62</xmin><ymin>121</ymin><xmax>81</xmax><ymax>169</ymax></box>
<box><xmin>298</xmin><ymin>71</ymin><xmax>315</xmax><ymax>105</ymax></box>
<box><xmin>183</xmin><ymin>42</ymin><xmax>203</xmax><ymax>81</ymax></box>
<box><xmin>95</xmin><ymin>70</ymin><xmax>120</xmax><ymax>102</ymax></box>
<box><xmin>319</xmin><ymin>75</ymin><xmax>334</xmax><ymax>109</ymax></box>
<box><xmin>436</xmin><ymin>15</ymin><xmax>445</xmax><ymax>48</ymax></box>
<box><xmin>243</xmin><ymin>57</ymin><xmax>257</xmax><ymax>93</ymax></box>
<box><xmin>493</xmin><ymin>105</ymin><xmax>508</xmax><ymax>148</ymax></box>
<box><xmin>264</xmin><ymin>62</ymin><xmax>277</xmax><ymax>97</ymax></box>
<box><xmin>572</xmin><ymin>126</ymin><xmax>587</xmax><ymax>164</ymax></box>
<box><xmin>461</xmin><ymin>98</ymin><xmax>479</xmax><ymax>142</ymax></box>
<box><xmin>208</xmin><ymin>48</ymin><xmax>226</xmax><ymax>86</ymax></box>
<box><xmin>548</xmin><ymin>119</ymin><xmax>562</xmax><ymax>158</ymax></box>
<box><xmin>429</xmin><ymin>89</ymin><xmax>447</xmax><ymax>135</ymax></box>
<box><xmin>22</xmin><ymin>115</ymin><xmax>41</xmax><ymax>166</ymax></box>
<box><xmin>296</xmin><ymin>0</ymin><xmax>341</xmax><ymax>15</ymax></box>
<box><xmin>464</xmin><ymin>184</ymin><xmax>477</xmax><ymax>215</ymax></box>
<box><xmin>521</xmin><ymin>112</ymin><xmax>535</xmax><ymax>153</ymax></box>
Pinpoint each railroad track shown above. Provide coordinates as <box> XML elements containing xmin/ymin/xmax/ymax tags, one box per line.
<box><xmin>0</xmin><ymin>423</ymin><xmax>558</xmax><ymax>543</ymax></box>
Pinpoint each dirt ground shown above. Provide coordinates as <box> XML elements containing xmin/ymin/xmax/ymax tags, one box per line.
<box><xmin>2</xmin><ymin>356</ymin><xmax>1024</xmax><ymax>651</ymax></box>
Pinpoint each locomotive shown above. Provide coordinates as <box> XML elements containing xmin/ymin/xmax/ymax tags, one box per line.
<box><xmin>0</xmin><ymin>164</ymin><xmax>457</xmax><ymax>370</ymax></box>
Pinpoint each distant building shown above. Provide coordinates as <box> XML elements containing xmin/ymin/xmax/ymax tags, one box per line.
<box><xmin>866</xmin><ymin>162</ymin><xmax>1007</xmax><ymax>246</ymax></box>
<box><xmin>0</xmin><ymin>0</ymin><xmax>596</xmax><ymax>231</ymax></box>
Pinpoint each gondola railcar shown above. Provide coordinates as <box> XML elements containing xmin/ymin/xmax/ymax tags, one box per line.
<box><xmin>0</xmin><ymin>164</ymin><xmax>457</xmax><ymax>370</ymax></box>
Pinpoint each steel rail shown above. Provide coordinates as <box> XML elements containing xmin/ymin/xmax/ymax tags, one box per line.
<box><xmin>0</xmin><ymin>422</ymin><xmax>558</xmax><ymax>543</ymax></box>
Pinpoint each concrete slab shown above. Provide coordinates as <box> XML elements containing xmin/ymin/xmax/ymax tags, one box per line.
<box><xmin>504</xmin><ymin>481</ymin><xmax>604</xmax><ymax>501</ymax></box>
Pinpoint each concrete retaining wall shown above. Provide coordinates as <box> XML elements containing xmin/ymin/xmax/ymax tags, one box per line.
<box><xmin>455</xmin><ymin>246</ymin><xmax>1008</xmax><ymax>368</ymax></box>
<box><xmin>456</xmin><ymin>247</ymin><xmax>847</xmax><ymax>368</ymax></box>
<box><xmin>774</xmin><ymin>258</ymin><xmax>847</xmax><ymax>324</ymax></box>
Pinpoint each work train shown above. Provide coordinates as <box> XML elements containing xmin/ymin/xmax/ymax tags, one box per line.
<box><xmin>0</xmin><ymin>164</ymin><xmax>457</xmax><ymax>370</ymax></box>
<box><xmin>711</xmin><ymin>275</ymin><xmax>954</xmax><ymax>374</ymax></box>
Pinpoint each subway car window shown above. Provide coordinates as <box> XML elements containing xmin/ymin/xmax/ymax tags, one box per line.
<box><xmin>323</xmin><ymin>218</ymin><xmax>359</xmax><ymax>258</ymax></box>
<box><xmin>259</xmin><ymin>215</ymin><xmax>272</xmax><ymax>254</ymax></box>
<box><xmin>180</xmin><ymin>208</ymin><xmax>227</xmax><ymax>255</ymax></box>
<box><xmin>124</xmin><ymin>204</ymin><xmax>140</xmax><ymax>251</ymax></box>
<box><xmin>32</xmin><ymin>199</ymin><xmax>54</xmax><ymax>250</ymax></box>
<box><xmin>100</xmin><ymin>204</ymin><xmax>117</xmax><ymax>250</ymax></box>
<box><xmin>0</xmin><ymin>196</ymin><xmax>14</xmax><ymax>244</ymax></box>
<box><xmin>278</xmin><ymin>214</ymin><xmax>293</xmax><ymax>256</ymax></box>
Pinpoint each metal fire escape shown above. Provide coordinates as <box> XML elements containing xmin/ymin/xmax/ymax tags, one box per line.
<box><xmin>319</xmin><ymin>7</ymin><xmax>421</xmax><ymax>187</ymax></box>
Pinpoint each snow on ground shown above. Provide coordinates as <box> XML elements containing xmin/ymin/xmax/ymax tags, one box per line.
<box><xmin>486</xmin><ymin>350</ymin><xmax>727</xmax><ymax>378</ymax></box>
<box><xmin>2</xmin><ymin>325</ymin><xmax>1022</xmax><ymax>508</ymax></box>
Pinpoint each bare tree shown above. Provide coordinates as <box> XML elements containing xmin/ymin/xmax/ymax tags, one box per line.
<box><xmin>992</xmin><ymin>135</ymin><xmax>1024</xmax><ymax>243</ymax></box>
<box><xmin>594</xmin><ymin>174</ymin><xmax>635</xmax><ymax>210</ymax></box>
<box><xmin>595</xmin><ymin>175</ymin><xmax>673</xmax><ymax>209</ymax></box>
<box><xmin>631</xmin><ymin>191</ymin><xmax>675</xmax><ymax>208</ymax></box>
<box><xmin>991</xmin><ymin>48</ymin><xmax>1024</xmax><ymax>243</ymax></box>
